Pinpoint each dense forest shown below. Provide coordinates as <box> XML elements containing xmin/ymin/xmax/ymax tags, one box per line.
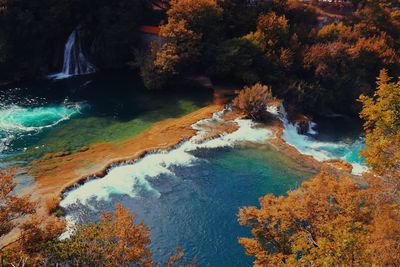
<box><xmin>1</xmin><ymin>0</ymin><xmax>400</xmax><ymax>266</ymax></box>
<box><xmin>1</xmin><ymin>0</ymin><xmax>399</xmax><ymax>115</ymax></box>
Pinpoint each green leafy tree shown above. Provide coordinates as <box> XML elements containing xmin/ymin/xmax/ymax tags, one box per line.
<box><xmin>210</xmin><ymin>37</ymin><xmax>266</xmax><ymax>84</ymax></box>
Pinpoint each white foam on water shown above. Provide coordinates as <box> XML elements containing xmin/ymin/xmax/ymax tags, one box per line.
<box><xmin>0</xmin><ymin>104</ymin><xmax>82</xmax><ymax>132</ymax></box>
<box><xmin>0</xmin><ymin>103</ymin><xmax>83</xmax><ymax>153</ymax></box>
<box><xmin>60</xmin><ymin>111</ymin><xmax>273</xmax><ymax>208</ymax></box>
<box><xmin>277</xmin><ymin>105</ymin><xmax>368</xmax><ymax>175</ymax></box>
<box><xmin>59</xmin><ymin>215</ymin><xmax>78</xmax><ymax>240</ymax></box>
<box><xmin>350</xmin><ymin>163</ymin><xmax>369</xmax><ymax>175</ymax></box>
<box><xmin>307</xmin><ymin>122</ymin><xmax>318</xmax><ymax>135</ymax></box>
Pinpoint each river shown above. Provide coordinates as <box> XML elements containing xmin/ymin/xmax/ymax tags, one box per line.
<box><xmin>0</xmin><ymin>71</ymin><xmax>366</xmax><ymax>266</ymax></box>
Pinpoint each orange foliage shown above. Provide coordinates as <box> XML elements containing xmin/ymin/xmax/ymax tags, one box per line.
<box><xmin>44</xmin><ymin>196</ymin><xmax>60</xmax><ymax>215</ymax></box>
<box><xmin>100</xmin><ymin>203</ymin><xmax>153</xmax><ymax>266</ymax></box>
<box><xmin>0</xmin><ymin>169</ymin><xmax>36</xmax><ymax>240</ymax></box>
<box><xmin>359</xmin><ymin>70</ymin><xmax>400</xmax><ymax>176</ymax></box>
<box><xmin>239</xmin><ymin>172</ymin><xmax>400</xmax><ymax>266</ymax></box>
<box><xmin>232</xmin><ymin>83</ymin><xmax>275</xmax><ymax>121</ymax></box>
<box><xmin>45</xmin><ymin>203</ymin><xmax>153</xmax><ymax>266</ymax></box>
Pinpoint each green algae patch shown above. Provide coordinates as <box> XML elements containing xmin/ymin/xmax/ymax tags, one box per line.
<box><xmin>16</xmin><ymin>98</ymin><xmax>211</xmax><ymax>162</ymax></box>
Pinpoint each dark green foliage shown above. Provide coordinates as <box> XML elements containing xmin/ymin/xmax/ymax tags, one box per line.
<box><xmin>1</xmin><ymin>0</ymin><xmax>399</xmax><ymax>116</ymax></box>
<box><xmin>79</xmin><ymin>0</ymin><xmax>145</xmax><ymax>68</ymax></box>
<box><xmin>209</xmin><ymin>38</ymin><xmax>266</xmax><ymax>84</ymax></box>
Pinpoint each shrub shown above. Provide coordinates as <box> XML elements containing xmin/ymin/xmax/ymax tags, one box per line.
<box><xmin>232</xmin><ymin>83</ymin><xmax>275</xmax><ymax>121</ymax></box>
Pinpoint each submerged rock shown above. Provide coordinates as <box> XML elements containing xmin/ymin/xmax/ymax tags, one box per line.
<box><xmin>292</xmin><ymin>115</ymin><xmax>312</xmax><ymax>135</ymax></box>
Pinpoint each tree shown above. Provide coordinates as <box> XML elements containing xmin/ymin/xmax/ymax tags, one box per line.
<box><xmin>359</xmin><ymin>70</ymin><xmax>400</xmax><ymax>176</ymax></box>
<box><xmin>141</xmin><ymin>0</ymin><xmax>223</xmax><ymax>89</ymax></box>
<box><xmin>232</xmin><ymin>83</ymin><xmax>275</xmax><ymax>121</ymax></box>
<box><xmin>316</xmin><ymin>23</ymin><xmax>356</xmax><ymax>43</ymax></box>
<box><xmin>244</xmin><ymin>11</ymin><xmax>291</xmax><ymax>66</ymax></box>
<box><xmin>0</xmin><ymin>0</ymin><xmax>145</xmax><ymax>81</ymax></box>
<box><xmin>240</xmin><ymin>11</ymin><xmax>295</xmax><ymax>88</ymax></box>
<box><xmin>165</xmin><ymin>0</ymin><xmax>222</xmax><ymax>43</ymax></box>
<box><xmin>46</xmin><ymin>203</ymin><xmax>153</xmax><ymax>266</ymax></box>
<box><xmin>0</xmin><ymin>169</ymin><xmax>65</xmax><ymax>265</ymax></box>
<box><xmin>354</xmin><ymin>0</ymin><xmax>400</xmax><ymax>40</ymax></box>
<box><xmin>210</xmin><ymin>37</ymin><xmax>266</xmax><ymax>84</ymax></box>
<box><xmin>0</xmin><ymin>169</ymin><xmax>36</xmax><ymax>241</ymax></box>
<box><xmin>239</xmin><ymin>172</ymin><xmax>400</xmax><ymax>266</ymax></box>
<box><xmin>303</xmin><ymin>21</ymin><xmax>398</xmax><ymax>113</ymax></box>
<box><xmin>2</xmin><ymin>202</ymin><xmax>153</xmax><ymax>266</ymax></box>
<box><xmin>0</xmin><ymin>169</ymin><xmax>153</xmax><ymax>266</ymax></box>
<box><xmin>217</xmin><ymin>0</ymin><xmax>259</xmax><ymax>38</ymax></box>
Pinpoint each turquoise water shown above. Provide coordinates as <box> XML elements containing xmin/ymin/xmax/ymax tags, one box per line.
<box><xmin>281</xmin><ymin>112</ymin><xmax>366</xmax><ymax>174</ymax></box>
<box><xmin>60</xmin><ymin>110</ymin><xmax>365</xmax><ymax>265</ymax></box>
<box><xmin>62</xmin><ymin>144</ymin><xmax>313</xmax><ymax>266</ymax></box>
<box><xmin>0</xmin><ymin>71</ymin><xmax>212</xmax><ymax>163</ymax></box>
<box><xmin>0</xmin><ymin>104</ymin><xmax>83</xmax><ymax>153</ymax></box>
<box><xmin>1</xmin><ymin>72</ymin><xmax>366</xmax><ymax>266</ymax></box>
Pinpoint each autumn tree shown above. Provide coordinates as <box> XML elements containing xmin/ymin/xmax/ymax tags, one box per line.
<box><xmin>303</xmin><ymin>20</ymin><xmax>398</xmax><ymax>113</ymax></box>
<box><xmin>247</xmin><ymin>12</ymin><xmax>290</xmax><ymax>50</ymax></box>
<box><xmin>43</xmin><ymin>203</ymin><xmax>153</xmax><ymax>267</ymax></box>
<box><xmin>232</xmin><ymin>83</ymin><xmax>275</xmax><ymax>121</ymax></box>
<box><xmin>141</xmin><ymin>21</ymin><xmax>202</xmax><ymax>89</ymax></box>
<box><xmin>0</xmin><ymin>169</ymin><xmax>152</xmax><ymax>266</ymax></box>
<box><xmin>0</xmin><ymin>169</ymin><xmax>65</xmax><ymax>265</ymax></box>
<box><xmin>141</xmin><ymin>0</ymin><xmax>222</xmax><ymax>89</ymax></box>
<box><xmin>359</xmin><ymin>70</ymin><xmax>400</xmax><ymax>177</ymax></box>
<box><xmin>0</xmin><ymin>169</ymin><xmax>35</xmax><ymax>243</ymax></box>
<box><xmin>243</xmin><ymin>11</ymin><xmax>296</xmax><ymax>87</ymax></box>
<box><xmin>2</xmin><ymin>202</ymin><xmax>153</xmax><ymax>266</ymax></box>
<box><xmin>239</xmin><ymin>172</ymin><xmax>400</xmax><ymax>266</ymax></box>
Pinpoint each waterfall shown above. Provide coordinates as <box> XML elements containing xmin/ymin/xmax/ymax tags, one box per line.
<box><xmin>277</xmin><ymin>104</ymin><xmax>367</xmax><ymax>175</ymax></box>
<box><xmin>48</xmin><ymin>28</ymin><xmax>96</xmax><ymax>79</ymax></box>
<box><xmin>60</xmin><ymin>110</ymin><xmax>273</xmax><ymax>209</ymax></box>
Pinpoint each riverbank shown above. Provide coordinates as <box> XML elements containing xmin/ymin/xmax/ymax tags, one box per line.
<box><xmin>55</xmin><ymin>103</ymin><xmax>366</xmax><ymax>265</ymax></box>
<box><xmin>30</xmin><ymin>102</ymin><xmax>360</xmax><ymax>208</ymax></box>
<box><xmin>1</xmin><ymin>102</ymin><xmax>363</xmax><ymax>251</ymax></box>
<box><xmin>29</xmin><ymin>105</ymin><xmax>226</xmax><ymax>203</ymax></box>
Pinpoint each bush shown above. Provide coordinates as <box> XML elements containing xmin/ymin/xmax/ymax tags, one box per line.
<box><xmin>232</xmin><ymin>83</ymin><xmax>275</xmax><ymax>121</ymax></box>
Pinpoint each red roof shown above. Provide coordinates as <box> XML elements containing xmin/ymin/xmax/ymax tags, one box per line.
<box><xmin>139</xmin><ymin>25</ymin><xmax>160</xmax><ymax>35</ymax></box>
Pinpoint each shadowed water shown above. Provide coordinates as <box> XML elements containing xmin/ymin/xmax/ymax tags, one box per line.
<box><xmin>279</xmin><ymin>106</ymin><xmax>367</xmax><ymax>174</ymax></box>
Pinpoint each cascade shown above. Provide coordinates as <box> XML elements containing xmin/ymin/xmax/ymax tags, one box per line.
<box><xmin>60</xmin><ymin>110</ymin><xmax>273</xmax><ymax>208</ymax></box>
<box><xmin>277</xmin><ymin>104</ymin><xmax>367</xmax><ymax>175</ymax></box>
<box><xmin>48</xmin><ymin>28</ymin><xmax>95</xmax><ymax>79</ymax></box>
